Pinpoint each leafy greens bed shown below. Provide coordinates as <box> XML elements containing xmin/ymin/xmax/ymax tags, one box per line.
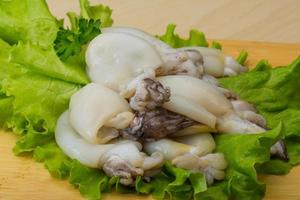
<box><xmin>0</xmin><ymin>0</ymin><xmax>299</xmax><ymax>199</ymax></box>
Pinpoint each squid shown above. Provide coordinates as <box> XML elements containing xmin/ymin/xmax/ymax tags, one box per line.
<box><xmin>157</xmin><ymin>75</ymin><xmax>268</xmax><ymax>134</ymax></box>
<box><xmin>85</xmin><ymin>32</ymin><xmax>163</xmax><ymax>95</ymax></box>
<box><xmin>55</xmin><ymin>112</ymin><xmax>164</xmax><ymax>185</ymax></box>
<box><xmin>179</xmin><ymin>47</ymin><xmax>248</xmax><ymax>77</ymax></box>
<box><xmin>230</xmin><ymin>99</ymin><xmax>287</xmax><ymax>160</ymax></box>
<box><xmin>231</xmin><ymin>100</ymin><xmax>267</xmax><ymax>128</ymax></box>
<box><xmin>69</xmin><ymin>83</ymin><xmax>134</xmax><ymax>144</ymax></box>
<box><xmin>174</xmin><ymin>134</ymin><xmax>216</xmax><ymax>157</ymax></box>
<box><xmin>144</xmin><ymin>134</ymin><xmax>227</xmax><ymax>185</ymax></box>
<box><xmin>158</xmin><ymin>75</ymin><xmax>232</xmax><ymax>117</ymax></box>
<box><xmin>103</xmin><ymin>26</ymin><xmax>247</xmax><ymax>78</ymax></box>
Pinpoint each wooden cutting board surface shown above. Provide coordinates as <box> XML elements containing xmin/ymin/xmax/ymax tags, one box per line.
<box><xmin>0</xmin><ymin>41</ymin><xmax>299</xmax><ymax>200</ymax></box>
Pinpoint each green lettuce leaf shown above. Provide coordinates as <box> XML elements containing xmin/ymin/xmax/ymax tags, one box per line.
<box><xmin>0</xmin><ymin>96</ymin><xmax>13</xmax><ymax>127</ymax></box>
<box><xmin>158</xmin><ymin>24</ymin><xmax>208</xmax><ymax>48</ymax></box>
<box><xmin>66</xmin><ymin>0</ymin><xmax>113</xmax><ymax>30</ymax></box>
<box><xmin>2</xmin><ymin>63</ymin><xmax>82</xmax><ymax>154</ymax></box>
<box><xmin>211</xmin><ymin>41</ymin><xmax>222</xmax><ymax>50</ymax></box>
<box><xmin>136</xmin><ymin>161</ymin><xmax>207</xmax><ymax>200</ymax></box>
<box><xmin>256</xmin><ymin>159</ymin><xmax>292</xmax><ymax>175</ymax></box>
<box><xmin>10</xmin><ymin>43</ymin><xmax>89</xmax><ymax>84</ymax></box>
<box><xmin>79</xmin><ymin>0</ymin><xmax>113</xmax><ymax>27</ymax></box>
<box><xmin>33</xmin><ymin>142</ymin><xmax>72</xmax><ymax>179</ymax></box>
<box><xmin>214</xmin><ymin>124</ymin><xmax>283</xmax><ymax>200</ymax></box>
<box><xmin>0</xmin><ymin>39</ymin><xmax>11</xmax><ymax>59</ymax></box>
<box><xmin>69</xmin><ymin>160</ymin><xmax>110</xmax><ymax>200</ymax></box>
<box><xmin>236</xmin><ymin>50</ymin><xmax>248</xmax><ymax>65</ymax></box>
<box><xmin>0</xmin><ymin>0</ymin><xmax>58</xmax><ymax>47</ymax></box>
<box><xmin>0</xmin><ymin>40</ymin><xmax>83</xmax><ymax>153</ymax></box>
<box><xmin>194</xmin><ymin>183</ymin><xmax>228</xmax><ymax>200</ymax></box>
<box><xmin>0</xmin><ymin>40</ymin><xmax>13</xmax><ymax>127</ymax></box>
<box><xmin>220</xmin><ymin>56</ymin><xmax>300</xmax><ymax>168</ymax></box>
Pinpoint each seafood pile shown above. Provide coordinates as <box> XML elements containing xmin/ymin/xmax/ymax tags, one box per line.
<box><xmin>55</xmin><ymin>27</ymin><xmax>286</xmax><ymax>186</ymax></box>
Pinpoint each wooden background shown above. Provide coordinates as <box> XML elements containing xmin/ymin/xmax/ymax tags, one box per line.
<box><xmin>47</xmin><ymin>0</ymin><xmax>300</xmax><ymax>44</ymax></box>
<box><xmin>0</xmin><ymin>0</ymin><xmax>300</xmax><ymax>200</ymax></box>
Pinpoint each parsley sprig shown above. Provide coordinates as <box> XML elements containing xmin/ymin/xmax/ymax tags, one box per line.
<box><xmin>54</xmin><ymin>18</ymin><xmax>101</xmax><ymax>61</ymax></box>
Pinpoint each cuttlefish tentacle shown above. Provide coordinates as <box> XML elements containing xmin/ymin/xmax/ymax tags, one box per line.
<box><xmin>129</xmin><ymin>77</ymin><xmax>170</xmax><ymax>112</ymax></box>
<box><xmin>55</xmin><ymin>112</ymin><xmax>164</xmax><ymax>185</ymax></box>
<box><xmin>144</xmin><ymin>134</ymin><xmax>227</xmax><ymax>184</ymax></box>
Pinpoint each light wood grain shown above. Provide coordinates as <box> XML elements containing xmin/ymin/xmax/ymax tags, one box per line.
<box><xmin>47</xmin><ymin>0</ymin><xmax>300</xmax><ymax>44</ymax></box>
<box><xmin>0</xmin><ymin>40</ymin><xmax>299</xmax><ymax>200</ymax></box>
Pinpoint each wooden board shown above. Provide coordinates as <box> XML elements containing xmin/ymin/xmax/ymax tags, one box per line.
<box><xmin>0</xmin><ymin>41</ymin><xmax>299</xmax><ymax>200</ymax></box>
<box><xmin>47</xmin><ymin>0</ymin><xmax>300</xmax><ymax>44</ymax></box>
